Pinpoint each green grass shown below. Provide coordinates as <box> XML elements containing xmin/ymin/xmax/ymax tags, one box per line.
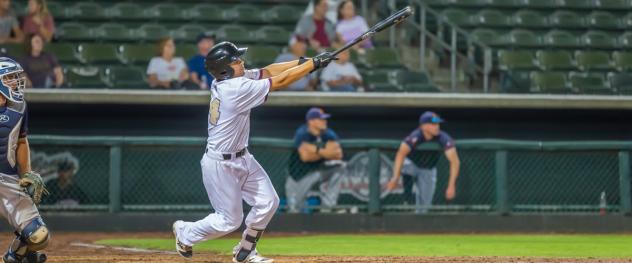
<box><xmin>96</xmin><ymin>234</ymin><xmax>632</xmax><ymax>258</ymax></box>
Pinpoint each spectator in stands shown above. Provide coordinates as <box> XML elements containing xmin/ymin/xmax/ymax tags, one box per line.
<box><xmin>0</xmin><ymin>0</ymin><xmax>23</xmax><ymax>44</ymax></box>
<box><xmin>21</xmin><ymin>0</ymin><xmax>54</xmax><ymax>42</ymax></box>
<box><xmin>147</xmin><ymin>37</ymin><xmax>192</xmax><ymax>89</ymax></box>
<box><xmin>187</xmin><ymin>32</ymin><xmax>215</xmax><ymax>90</ymax></box>
<box><xmin>303</xmin><ymin>0</ymin><xmax>342</xmax><ymax>24</ymax></box>
<box><xmin>320</xmin><ymin>49</ymin><xmax>363</xmax><ymax>92</ymax></box>
<box><xmin>18</xmin><ymin>33</ymin><xmax>63</xmax><ymax>88</ymax></box>
<box><xmin>43</xmin><ymin>156</ymin><xmax>89</xmax><ymax>206</ymax></box>
<box><xmin>287</xmin><ymin>107</ymin><xmax>345</xmax><ymax>213</ymax></box>
<box><xmin>274</xmin><ymin>35</ymin><xmax>317</xmax><ymax>91</ymax></box>
<box><xmin>295</xmin><ymin>0</ymin><xmax>341</xmax><ymax>50</ymax></box>
<box><xmin>386</xmin><ymin>111</ymin><xmax>460</xmax><ymax>214</ymax></box>
<box><xmin>336</xmin><ymin>0</ymin><xmax>372</xmax><ymax>53</ymax></box>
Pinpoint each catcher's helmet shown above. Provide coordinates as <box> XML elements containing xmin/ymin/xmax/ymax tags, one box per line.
<box><xmin>205</xmin><ymin>41</ymin><xmax>247</xmax><ymax>81</ymax></box>
<box><xmin>0</xmin><ymin>57</ymin><xmax>25</xmax><ymax>103</ymax></box>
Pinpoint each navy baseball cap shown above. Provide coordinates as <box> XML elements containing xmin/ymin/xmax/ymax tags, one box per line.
<box><xmin>196</xmin><ymin>32</ymin><xmax>215</xmax><ymax>43</ymax></box>
<box><xmin>306</xmin><ymin>107</ymin><xmax>331</xmax><ymax>120</ymax></box>
<box><xmin>419</xmin><ymin>111</ymin><xmax>444</xmax><ymax>124</ymax></box>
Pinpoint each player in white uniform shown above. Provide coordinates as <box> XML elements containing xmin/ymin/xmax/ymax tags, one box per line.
<box><xmin>172</xmin><ymin>42</ymin><xmax>336</xmax><ymax>263</ymax></box>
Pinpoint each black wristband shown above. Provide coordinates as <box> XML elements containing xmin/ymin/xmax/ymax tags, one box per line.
<box><xmin>298</xmin><ymin>57</ymin><xmax>309</xmax><ymax>65</ymax></box>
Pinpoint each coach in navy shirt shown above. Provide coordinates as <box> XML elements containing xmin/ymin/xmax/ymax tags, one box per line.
<box><xmin>187</xmin><ymin>32</ymin><xmax>215</xmax><ymax>89</ymax></box>
<box><xmin>386</xmin><ymin>111</ymin><xmax>461</xmax><ymax>213</ymax></box>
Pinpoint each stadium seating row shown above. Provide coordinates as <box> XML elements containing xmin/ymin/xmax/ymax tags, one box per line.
<box><xmin>426</xmin><ymin>0</ymin><xmax>632</xmax><ymax>10</ymax></box>
<box><xmin>442</xmin><ymin>9</ymin><xmax>630</xmax><ymax>30</ymax></box>
<box><xmin>472</xmin><ymin>29</ymin><xmax>631</xmax><ymax>49</ymax></box>
<box><xmin>502</xmin><ymin>71</ymin><xmax>632</xmax><ymax>94</ymax></box>
<box><xmin>499</xmin><ymin>50</ymin><xmax>632</xmax><ymax>72</ymax></box>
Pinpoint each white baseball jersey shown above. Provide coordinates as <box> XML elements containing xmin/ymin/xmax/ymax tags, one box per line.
<box><xmin>206</xmin><ymin>69</ymin><xmax>271</xmax><ymax>153</ymax></box>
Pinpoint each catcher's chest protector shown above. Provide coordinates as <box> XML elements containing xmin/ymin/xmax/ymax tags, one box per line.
<box><xmin>0</xmin><ymin>101</ymin><xmax>26</xmax><ymax>175</ymax></box>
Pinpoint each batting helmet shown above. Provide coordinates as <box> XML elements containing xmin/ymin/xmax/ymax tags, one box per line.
<box><xmin>205</xmin><ymin>41</ymin><xmax>247</xmax><ymax>81</ymax></box>
<box><xmin>0</xmin><ymin>57</ymin><xmax>25</xmax><ymax>103</ymax></box>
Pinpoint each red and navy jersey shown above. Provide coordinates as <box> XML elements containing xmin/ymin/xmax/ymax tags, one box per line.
<box><xmin>403</xmin><ymin>129</ymin><xmax>454</xmax><ymax>168</ymax></box>
<box><xmin>0</xmin><ymin>101</ymin><xmax>28</xmax><ymax>175</ymax></box>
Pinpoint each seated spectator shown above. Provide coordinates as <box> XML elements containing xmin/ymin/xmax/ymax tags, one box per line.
<box><xmin>21</xmin><ymin>0</ymin><xmax>54</xmax><ymax>42</ymax></box>
<box><xmin>274</xmin><ymin>36</ymin><xmax>317</xmax><ymax>91</ymax></box>
<box><xmin>187</xmin><ymin>32</ymin><xmax>215</xmax><ymax>90</ymax></box>
<box><xmin>303</xmin><ymin>0</ymin><xmax>342</xmax><ymax>24</ymax></box>
<box><xmin>43</xmin><ymin>157</ymin><xmax>89</xmax><ymax>206</ymax></box>
<box><xmin>319</xmin><ymin>49</ymin><xmax>363</xmax><ymax>92</ymax></box>
<box><xmin>336</xmin><ymin>0</ymin><xmax>373</xmax><ymax>53</ymax></box>
<box><xmin>19</xmin><ymin>34</ymin><xmax>63</xmax><ymax>88</ymax></box>
<box><xmin>294</xmin><ymin>0</ymin><xmax>341</xmax><ymax>50</ymax></box>
<box><xmin>0</xmin><ymin>0</ymin><xmax>23</xmax><ymax>44</ymax></box>
<box><xmin>286</xmin><ymin>107</ymin><xmax>345</xmax><ymax>213</ymax></box>
<box><xmin>147</xmin><ymin>37</ymin><xmax>193</xmax><ymax>89</ymax></box>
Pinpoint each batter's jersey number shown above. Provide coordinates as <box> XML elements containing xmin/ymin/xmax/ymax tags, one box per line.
<box><xmin>209</xmin><ymin>98</ymin><xmax>221</xmax><ymax>125</ymax></box>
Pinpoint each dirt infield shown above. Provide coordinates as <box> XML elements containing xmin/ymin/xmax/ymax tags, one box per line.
<box><xmin>0</xmin><ymin>232</ymin><xmax>627</xmax><ymax>263</ymax></box>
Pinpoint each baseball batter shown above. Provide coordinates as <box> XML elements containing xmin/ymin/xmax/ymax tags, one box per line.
<box><xmin>172</xmin><ymin>42</ymin><xmax>336</xmax><ymax>263</ymax></box>
<box><xmin>0</xmin><ymin>57</ymin><xmax>50</xmax><ymax>263</ymax></box>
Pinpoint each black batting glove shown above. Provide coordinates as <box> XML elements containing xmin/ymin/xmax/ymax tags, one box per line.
<box><xmin>312</xmin><ymin>52</ymin><xmax>338</xmax><ymax>71</ymax></box>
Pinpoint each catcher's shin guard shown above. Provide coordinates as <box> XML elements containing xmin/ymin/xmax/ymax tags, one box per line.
<box><xmin>234</xmin><ymin>228</ymin><xmax>264</xmax><ymax>262</ymax></box>
<box><xmin>3</xmin><ymin>218</ymin><xmax>49</xmax><ymax>263</ymax></box>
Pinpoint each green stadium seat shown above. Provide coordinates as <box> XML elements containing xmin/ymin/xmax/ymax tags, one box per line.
<box><xmin>404</xmin><ymin>83</ymin><xmax>441</xmax><ymax>92</ymax></box>
<box><xmin>146</xmin><ymin>3</ymin><xmax>187</xmax><ymax>21</ymax></box>
<box><xmin>470</xmin><ymin>29</ymin><xmax>500</xmax><ymax>46</ymax></box>
<box><xmin>452</xmin><ymin>0</ymin><xmax>491</xmax><ymax>8</ymax></box>
<box><xmin>562</xmin><ymin>0</ymin><xmax>595</xmax><ymax>9</ymax></box>
<box><xmin>549</xmin><ymin>11</ymin><xmax>585</xmax><ymax>29</ymax></box>
<box><xmin>56</xmin><ymin>23</ymin><xmax>94</xmax><ymax>41</ymax></box>
<box><xmin>264</xmin><ymin>5</ymin><xmax>302</xmax><ymax>23</ymax></box>
<box><xmin>77</xmin><ymin>44</ymin><xmax>121</xmax><ymax>65</ymax></box>
<box><xmin>254</xmin><ymin>26</ymin><xmax>292</xmax><ymax>45</ymax></box>
<box><xmin>612</xmin><ymin>51</ymin><xmax>632</xmax><ymax>71</ymax></box>
<box><xmin>568</xmin><ymin>72</ymin><xmax>611</xmax><ymax>94</ymax></box>
<box><xmin>243</xmin><ymin>46</ymin><xmax>279</xmax><ymax>68</ymax></box>
<box><xmin>440</xmin><ymin>9</ymin><xmax>473</xmax><ymax>27</ymax></box>
<box><xmin>45</xmin><ymin>43</ymin><xmax>80</xmax><ymax>64</ymax></box>
<box><xmin>176</xmin><ymin>44</ymin><xmax>197</xmax><ymax>60</ymax></box>
<box><xmin>622</xmin><ymin>13</ymin><xmax>632</xmax><ymax>28</ymax></box>
<box><xmin>581</xmin><ymin>31</ymin><xmax>617</xmax><ymax>49</ymax></box>
<box><xmin>189</xmin><ymin>4</ymin><xmax>224</xmax><ymax>22</ymax></box>
<box><xmin>530</xmin><ymin>72</ymin><xmax>570</xmax><ymax>94</ymax></box>
<box><xmin>524</xmin><ymin>0</ymin><xmax>563</xmax><ymax>8</ymax></box>
<box><xmin>0</xmin><ymin>44</ymin><xmax>23</xmax><ymax>59</ymax></box>
<box><xmin>543</xmin><ymin>30</ymin><xmax>580</xmax><ymax>48</ymax></box>
<box><xmin>489</xmin><ymin>0</ymin><xmax>525</xmax><ymax>7</ymax></box>
<box><xmin>536</xmin><ymin>50</ymin><xmax>575</xmax><ymax>71</ymax></box>
<box><xmin>609</xmin><ymin>72</ymin><xmax>632</xmax><ymax>94</ymax></box>
<box><xmin>71</xmin><ymin>2</ymin><xmax>106</xmax><ymax>20</ymax></box>
<box><xmin>507</xmin><ymin>29</ymin><xmax>541</xmax><ymax>48</ymax></box>
<box><xmin>46</xmin><ymin>1</ymin><xmax>71</xmax><ymax>19</ymax></box>
<box><xmin>618</xmin><ymin>32</ymin><xmax>632</xmax><ymax>49</ymax></box>
<box><xmin>64</xmin><ymin>66</ymin><xmax>106</xmax><ymax>89</ymax></box>
<box><xmin>119</xmin><ymin>44</ymin><xmax>156</xmax><ymax>65</ymax></box>
<box><xmin>594</xmin><ymin>0</ymin><xmax>631</xmax><ymax>9</ymax></box>
<box><xmin>107</xmin><ymin>3</ymin><xmax>145</xmax><ymax>20</ymax></box>
<box><xmin>400</xmin><ymin>70</ymin><xmax>430</xmax><ymax>85</ymax></box>
<box><xmin>363</xmin><ymin>48</ymin><xmax>402</xmax><ymax>69</ymax></box>
<box><xmin>94</xmin><ymin>23</ymin><xmax>134</xmax><ymax>42</ymax></box>
<box><xmin>512</xmin><ymin>10</ymin><xmax>549</xmax><ymax>29</ymax></box>
<box><xmin>171</xmin><ymin>25</ymin><xmax>208</xmax><ymax>43</ymax></box>
<box><xmin>500</xmin><ymin>70</ymin><xmax>531</xmax><ymax>93</ymax></box>
<box><xmin>575</xmin><ymin>51</ymin><xmax>612</xmax><ymax>71</ymax></box>
<box><xmin>587</xmin><ymin>11</ymin><xmax>621</xmax><ymax>29</ymax></box>
<box><xmin>104</xmin><ymin>66</ymin><xmax>148</xmax><ymax>89</ymax></box>
<box><xmin>364</xmin><ymin>70</ymin><xmax>402</xmax><ymax>92</ymax></box>
<box><xmin>222</xmin><ymin>4</ymin><xmax>265</xmax><ymax>23</ymax></box>
<box><xmin>11</xmin><ymin>1</ymin><xmax>25</xmax><ymax>16</ymax></box>
<box><xmin>138</xmin><ymin>24</ymin><xmax>169</xmax><ymax>42</ymax></box>
<box><xmin>498</xmin><ymin>50</ymin><xmax>537</xmax><ymax>70</ymax></box>
<box><xmin>474</xmin><ymin>10</ymin><xmax>511</xmax><ymax>27</ymax></box>
<box><xmin>216</xmin><ymin>25</ymin><xmax>252</xmax><ymax>43</ymax></box>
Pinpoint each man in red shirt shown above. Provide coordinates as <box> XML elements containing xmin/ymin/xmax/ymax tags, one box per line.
<box><xmin>294</xmin><ymin>0</ymin><xmax>341</xmax><ymax>49</ymax></box>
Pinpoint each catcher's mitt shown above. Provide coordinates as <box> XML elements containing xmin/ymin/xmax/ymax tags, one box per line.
<box><xmin>19</xmin><ymin>171</ymin><xmax>49</xmax><ymax>204</ymax></box>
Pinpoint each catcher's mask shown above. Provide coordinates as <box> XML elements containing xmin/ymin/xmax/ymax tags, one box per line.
<box><xmin>0</xmin><ymin>57</ymin><xmax>25</xmax><ymax>103</ymax></box>
<box><xmin>204</xmin><ymin>41</ymin><xmax>247</xmax><ymax>81</ymax></box>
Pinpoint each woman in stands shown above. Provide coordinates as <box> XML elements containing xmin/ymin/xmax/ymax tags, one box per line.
<box><xmin>18</xmin><ymin>34</ymin><xmax>63</xmax><ymax>88</ymax></box>
<box><xmin>336</xmin><ymin>0</ymin><xmax>373</xmax><ymax>54</ymax></box>
<box><xmin>147</xmin><ymin>37</ymin><xmax>193</xmax><ymax>89</ymax></box>
<box><xmin>21</xmin><ymin>0</ymin><xmax>55</xmax><ymax>42</ymax></box>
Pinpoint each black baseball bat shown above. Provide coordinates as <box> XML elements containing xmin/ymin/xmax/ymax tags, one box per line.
<box><xmin>332</xmin><ymin>6</ymin><xmax>413</xmax><ymax>56</ymax></box>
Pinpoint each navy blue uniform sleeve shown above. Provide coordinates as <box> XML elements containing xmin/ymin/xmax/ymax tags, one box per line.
<box><xmin>403</xmin><ymin>129</ymin><xmax>421</xmax><ymax>149</ymax></box>
<box><xmin>438</xmin><ymin>131</ymin><xmax>455</xmax><ymax>150</ymax></box>
<box><xmin>293</xmin><ymin>126</ymin><xmax>310</xmax><ymax>149</ymax></box>
<box><xmin>323</xmin><ymin>129</ymin><xmax>339</xmax><ymax>142</ymax></box>
<box><xmin>19</xmin><ymin>104</ymin><xmax>28</xmax><ymax>138</ymax></box>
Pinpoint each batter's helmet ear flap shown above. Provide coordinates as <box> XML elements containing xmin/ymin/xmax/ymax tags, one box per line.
<box><xmin>205</xmin><ymin>42</ymin><xmax>247</xmax><ymax>81</ymax></box>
